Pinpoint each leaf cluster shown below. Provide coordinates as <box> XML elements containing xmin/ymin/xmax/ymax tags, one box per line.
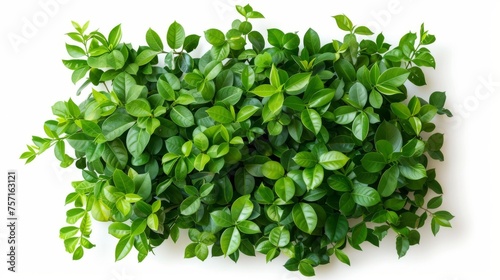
<box><xmin>21</xmin><ymin>4</ymin><xmax>453</xmax><ymax>277</ymax></box>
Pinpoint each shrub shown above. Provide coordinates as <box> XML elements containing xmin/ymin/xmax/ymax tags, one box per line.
<box><xmin>21</xmin><ymin>4</ymin><xmax>453</xmax><ymax>277</ymax></box>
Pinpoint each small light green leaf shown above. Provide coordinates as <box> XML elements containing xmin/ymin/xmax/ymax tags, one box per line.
<box><xmin>236</xmin><ymin>105</ymin><xmax>259</xmax><ymax>122</ymax></box>
<box><xmin>251</xmin><ymin>84</ymin><xmax>278</xmax><ymax>97</ymax></box>
<box><xmin>333</xmin><ymin>15</ymin><xmax>353</xmax><ymax>32</ymax></box>
<box><xmin>206</xmin><ymin>106</ymin><xmax>234</xmax><ymax>124</ymax></box>
<box><xmin>261</xmin><ymin>161</ymin><xmax>285</xmax><ymax>180</ymax></box>
<box><xmin>319</xmin><ymin>151</ymin><xmax>349</xmax><ymax>171</ymax></box>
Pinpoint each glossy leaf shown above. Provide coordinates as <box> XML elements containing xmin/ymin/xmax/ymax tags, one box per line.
<box><xmin>292</xmin><ymin>203</ymin><xmax>318</xmax><ymax>234</ymax></box>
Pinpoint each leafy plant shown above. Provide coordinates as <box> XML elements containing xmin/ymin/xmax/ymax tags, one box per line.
<box><xmin>21</xmin><ymin>4</ymin><xmax>453</xmax><ymax>276</ymax></box>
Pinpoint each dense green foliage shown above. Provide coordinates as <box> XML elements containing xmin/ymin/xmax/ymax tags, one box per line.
<box><xmin>21</xmin><ymin>4</ymin><xmax>453</xmax><ymax>276</ymax></box>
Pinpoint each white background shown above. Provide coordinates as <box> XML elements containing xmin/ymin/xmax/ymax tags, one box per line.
<box><xmin>1</xmin><ymin>0</ymin><xmax>499</xmax><ymax>279</ymax></box>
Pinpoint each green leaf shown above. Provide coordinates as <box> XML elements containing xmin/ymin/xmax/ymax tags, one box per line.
<box><xmin>351</xmin><ymin>222</ymin><xmax>367</xmax><ymax>246</ymax></box>
<box><xmin>195</xmin><ymin>243</ymin><xmax>209</xmax><ymax>261</ymax></box>
<box><xmin>327</xmin><ymin>175</ymin><xmax>352</xmax><ymax>192</ymax></box>
<box><xmin>408</xmin><ymin>66</ymin><xmax>427</xmax><ymax>86</ymax></box>
<box><xmin>115</xmin><ymin>235</ymin><xmax>134</xmax><ymax>261</ymax></box>
<box><xmin>304</xmin><ymin>28</ymin><xmax>320</xmax><ymax>54</ymax></box>
<box><xmin>211</xmin><ymin>210</ymin><xmax>233</xmax><ymax>228</ymax></box>
<box><xmin>319</xmin><ymin>151</ymin><xmax>349</xmax><ymax>171</ymax></box>
<box><xmin>108</xmin><ymin>222</ymin><xmax>130</xmax><ymax>238</ymax></box>
<box><xmin>354</xmin><ymin>26</ymin><xmax>373</xmax><ymax>35</ymax></box>
<box><xmin>167</xmin><ymin>21</ymin><xmax>185</xmax><ymax>49</ymax></box>
<box><xmin>429</xmin><ymin>91</ymin><xmax>446</xmax><ymax>109</ymax></box>
<box><xmin>206</xmin><ymin>106</ymin><xmax>234</xmax><ymax>124</ymax></box>
<box><xmin>126</xmin><ymin>98</ymin><xmax>151</xmax><ymax>117</ymax></box>
<box><xmin>309</xmin><ymin>89</ymin><xmax>335</xmax><ymax>108</ymax></box>
<box><xmin>419</xmin><ymin>104</ymin><xmax>438</xmax><ymax>123</ymax></box>
<box><xmin>180</xmin><ymin>196</ymin><xmax>201</xmax><ymax>216</ymax></box>
<box><xmin>413</xmin><ymin>52</ymin><xmax>436</xmax><ymax>68</ymax></box>
<box><xmin>72</xmin><ymin>246</ymin><xmax>84</xmax><ymax>260</ymax></box>
<box><xmin>215</xmin><ymin>86</ymin><xmax>243</xmax><ymax>106</ymax></box>
<box><xmin>220</xmin><ymin>227</ymin><xmax>241</xmax><ymax>256</ymax></box>
<box><xmin>301</xmin><ymin>109</ymin><xmax>322</xmax><ymax>135</ymax></box>
<box><xmin>325</xmin><ymin>214</ymin><xmax>349</xmax><ymax>242</ymax></box>
<box><xmin>391</xmin><ymin>103</ymin><xmax>412</xmax><ymax>119</ymax></box>
<box><xmin>399</xmin><ymin>159</ymin><xmax>427</xmax><ymax>180</ymax></box>
<box><xmin>375</xmin><ymin>121</ymin><xmax>403</xmax><ymax>152</ymax></box>
<box><xmin>348</xmin><ymin>82</ymin><xmax>368</xmax><ymax>108</ymax></box>
<box><xmin>157</xmin><ymin>77</ymin><xmax>176</xmax><ymax>101</ymax></box>
<box><xmin>66</xmin><ymin>43</ymin><xmax>86</xmax><ymax>58</ymax></box>
<box><xmin>335</xmin><ymin>249</ymin><xmax>351</xmax><ymax>265</ymax></box>
<box><xmin>261</xmin><ymin>161</ymin><xmax>285</xmax><ymax>180</ymax></box>
<box><xmin>269</xmin><ymin>226</ymin><xmax>290</xmax><ymax>247</ymax></box>
<box><xmin>333</xmin><ymin>15</ymin><xmax>353</xmax><ymax>32</ymax></box>
<box><xmin>377</xmin><ymin>68</ymin><xmax>410</xmax><ymax>88</ymax></box>
<box><xmin>113</xmin><ymin>169</ymin><xmax>134</xmax><ymax>194</ymax></box>
<box><xmin>236</xmin><ymin>105</ymin><xmax>259</xmax><ymax>122</ymax></box>
<box><xmin>108</xmin><ymin>24</ymin><xmax>122</xmax><ymax>47</ymax></box>
<box><xmin>237</xmin><ymin>220</ymin><xmax>261</xmax><ymax>234</ymax></box>
<box><xmin>250</xmin><ymin>84</ymin><xmax>278</xmax><ymax>97</ymax></box>
<box><xmin>130</xmin><ymin>218</ymin><xmax>147</xmax><ymax>236</ymax></box>
<box><xmin>146</xmin><ymin>28</ymin><xmax>163</xmax><ymax>51</ymax></box>
<box><xmin>292</xmin><ymin>202</ymin><xmax>318</xmax><ymax>234</ymax></box>
<box><xmin>135</xmin><ymin>49</ymin><xmax>159</xmax><ymax>66</ymax></box>
<box><xmin>352</xmin><ymin>185</ymin><xmax>381</xmax><ymax>207</ymax></box>
<box><xmin>205</xmin><ymin>28</ymin><xmax>226</xmax><ymax>47</ymax></box>
<box><xmin>396</xmin><ymin>235</ymin><xmax>410</xmax><ymax>258</ymax></box>
<box><xmin>194</xmin><ymin>153</ymin><xmax>210</xmax><ymax>171</ymax></box>
<box><xmin>231</xmin><ymin>194</ymin><xmax>253</xmax><ymax>222</ymax></box>
<box><xmin>352</xmin><ymin>112</ymin><xmax>369</xmax><ymax>141</ymax></box>
<box><xmin>275</xmin><ymin>177</ymin><xmax>295</xmax><ymax>202</ymax></box>
<box><xmin>299</xmin><ymin>260</ymin><xmax>315</xmax><ymax>277</ymax></box>
<box><xmin>284</xmin><ymin>73</ymin><xmax>311</xmax><ymax>95</ymax></box>
<box><xmin>334</xmin><ymin>59</ymin><xmax>356</xmax><ymax>82</ymax></box>
<box><xmin>102</xmin><ymin>113</ymin><xmax>135</xmax><ymax>141</ymax></box>
<box><xmin>170</xmin><ymin>105</ymin><xmax>195</xmax><ymax>127</ymax></box>
<box><xmin>59</xmin><ymin>226</ymin><xmax>80</xmax><ymax>239</ymax></box>
<box><xmin>303</xmin><ymin>164</ymin><xmax>324</xmax><ymax>190</ymax></box>
<box><xmin>361</xmin><ymin>152</ymin><xmax>386</xmax><ymax>173</ymax></box>
<box><xmin>293</xmin><ymin>152</ymin><xmax>317</xmax><ymax>168</ymax></box>
<box><xmin>334</xmin><ymin>106</ymin><xmax>357</xmax><ymax>125</ymax></box>
<box><xmin>377</xmin><ymin>165</ymin><xmax>400</xmax><ymax>197</ymax></box>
